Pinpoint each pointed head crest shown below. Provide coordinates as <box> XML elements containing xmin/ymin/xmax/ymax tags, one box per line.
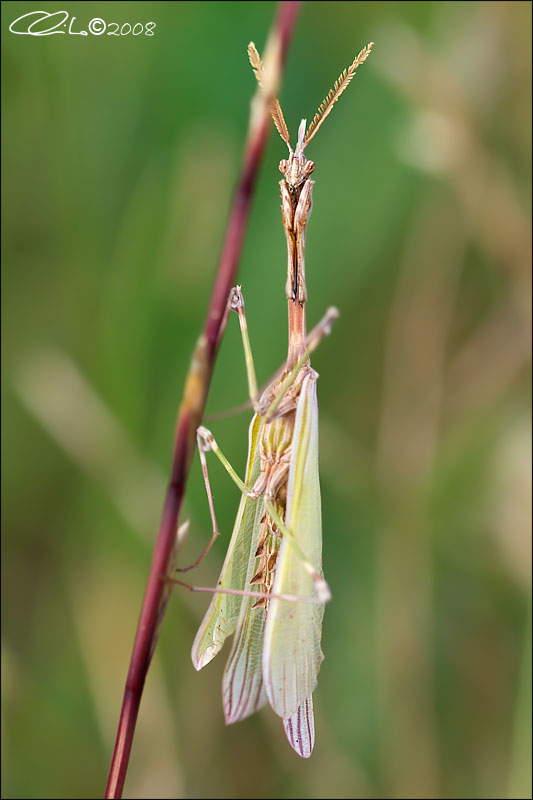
<box><xmin>295</xmin><ymin>119</ymin><xmax>307</xmax><ymax>155</ymax></box>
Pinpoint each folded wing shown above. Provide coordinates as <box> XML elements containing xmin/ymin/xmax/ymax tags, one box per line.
<box><xmin>262</xmin><ymin>373</ymin><xmax>325</xmax><ymax>729</ymax></box>
<box><xmin>192</xmin><ymin>414</ymin><xmax>264</xmax><ymax>670</ymax></box>
<box><xmin>283</xmin><ymin>695</ymin><xmax>315</xmax><ymax>758</ymax></box>
<box><xmin>223</xmin><ymin>571</ymin><xmax>268</xmax><ymax>723</ymax></box>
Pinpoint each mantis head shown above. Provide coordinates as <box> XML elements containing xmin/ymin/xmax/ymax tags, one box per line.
<box><xmin>248</xmin><ymin>42</ymin><xmax>374</xmax><ymax>189</ymax></box>
<box><xmin>278</xmin><ymin>119</ymin><xmax>315</xmax><ymax>190</ymax></box>
<box><xmin>247</xmin><ymin>40</ymin><xmax>373</xmax><ymax>191</ymax></box>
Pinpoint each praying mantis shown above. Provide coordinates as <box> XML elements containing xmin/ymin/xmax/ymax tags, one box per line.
<box><xmin>179</xmin><ymin>40</ymin><xmax>373</xmax><ymax>758</ymax></box>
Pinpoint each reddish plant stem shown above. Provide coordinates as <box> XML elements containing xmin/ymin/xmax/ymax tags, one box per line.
<box><xmin>105</xmin><ymin>3</ymin><xmax>300</xmax><ymax>797</ymax></box>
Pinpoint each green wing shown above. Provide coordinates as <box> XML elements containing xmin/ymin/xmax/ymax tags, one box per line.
<box><xmin>191</xmin><ymin>414</ymin><xmax>263</xmax><ymax>670</ymax></box>
<box><xmin>222</xmin><ymin>573</ymin><xmax>268</xmax><ymax>723</ymax></box>
<box><xmin>262</xmin><ymin>373</ymin><xmax>325</xmax><ymax>720</ymax></box>
<box><xmin>283</xmin><ymin>695</ymin><xmax>315</xmax><ymax>758</ymax></box>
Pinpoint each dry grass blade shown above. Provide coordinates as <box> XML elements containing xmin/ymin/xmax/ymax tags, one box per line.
<box><xmin>248</xmin><ymin>41</ymin><xmax>290</xmax><ymax>145</ymax></box>
<box><xmin>305</xmin><ymin>42</ymin><xmax>374</xmax><ymax>144</ymax></box>
<box><xmin>247</xmin><ymin>41</ymin><xmax>263</xmax><ymax>82</ymax></box>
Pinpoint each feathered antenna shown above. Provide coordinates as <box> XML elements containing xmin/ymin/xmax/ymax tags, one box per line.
<box><xmin>248</xmin><ymin>42</ymin><xmax>291</xmax><ymax>146</ymax></box>
<box><xmin>305</xmin><ymin>42</ymin><xmax>374</xmax><ymax>145</ymax></box>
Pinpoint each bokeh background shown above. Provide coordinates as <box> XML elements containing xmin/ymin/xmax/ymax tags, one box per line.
<box><xmin>2</xmin><ymin>2</ymin><xmax>531</xmax><ymax>798</ymax></box>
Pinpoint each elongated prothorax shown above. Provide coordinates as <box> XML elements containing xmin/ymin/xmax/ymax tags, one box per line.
<box><xmin>248</xmin><ymin>40</ymin><xmax>373</xmax><ymax>364</ymax></box>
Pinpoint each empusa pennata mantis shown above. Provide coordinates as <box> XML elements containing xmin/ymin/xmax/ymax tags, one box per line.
<box><xmin>176</xmin><ymin>40</ymin><xmax>373</xmax><ymax>758</ymax></box>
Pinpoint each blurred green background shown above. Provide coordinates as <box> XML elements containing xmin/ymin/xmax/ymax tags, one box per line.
<box><xmin>2</xmin><ymin>2</ymin><xmax>531</xmax><ymax>798</ymax></box>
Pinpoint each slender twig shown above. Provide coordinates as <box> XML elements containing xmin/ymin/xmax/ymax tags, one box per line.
<box><xmin>104</xmin><ymin>3</ymin><xmax>300</xmax><ymax>797</ymax></box>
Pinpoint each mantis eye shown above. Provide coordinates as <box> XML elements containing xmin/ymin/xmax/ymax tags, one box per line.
<box><xmin>279</xmin><ymin>159</ymin><xmax>288</xmax><ymax>174</ymax></box>
<box><xmin>304</xmin><ymin>161</ymin><xmax>315</xmax><ymax>175</ymax></box>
